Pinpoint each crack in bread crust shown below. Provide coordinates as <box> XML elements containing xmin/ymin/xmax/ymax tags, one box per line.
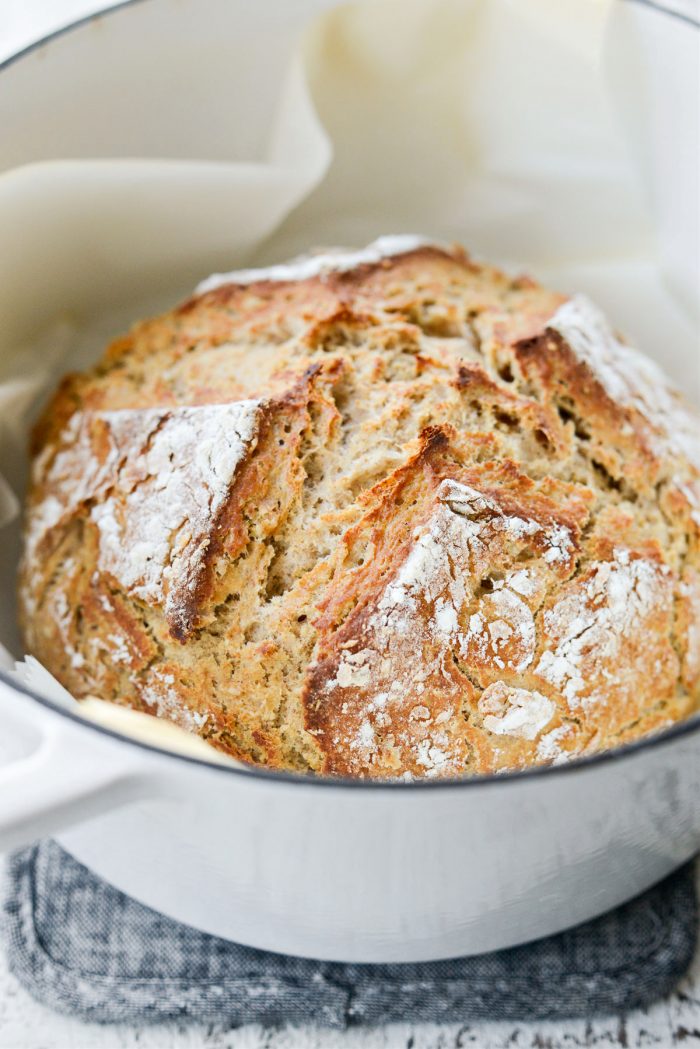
<box><xmin>19</xmin><ymin>243</ymin><xmax>700</xmax><ymax>777</ymax></box>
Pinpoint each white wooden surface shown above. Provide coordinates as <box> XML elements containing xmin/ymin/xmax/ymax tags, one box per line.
<box><xmin>0</xmin><ymin>858</ymin><xmax>699</xmax><ymax>1049</ymax></box>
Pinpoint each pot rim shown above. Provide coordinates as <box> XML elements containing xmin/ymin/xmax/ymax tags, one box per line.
<box><xmin>4</xmin><ymin>665</ymin><xmax>700</xmax><ymax>791</ymax></box>
<box><xmin>1</xmin><ymin>0</ymin><xmax>699</xmax><ymax>791</ymax></box>
<box><xmin>0</xmin><ymin>0</ymin><xmax>696</xmax><ymax>81</ymax></box>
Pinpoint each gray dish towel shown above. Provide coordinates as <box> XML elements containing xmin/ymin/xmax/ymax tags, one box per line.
<box><xmin>2</xmin><ymin>841</ymin><xmax>697</xmax><ymax>1028</ymax></box>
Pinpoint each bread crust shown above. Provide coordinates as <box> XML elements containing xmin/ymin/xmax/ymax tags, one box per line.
<box><xmin>20</xmin><ymin>244</ymin><xmax>700</xmax><ymax>777</ymax></box>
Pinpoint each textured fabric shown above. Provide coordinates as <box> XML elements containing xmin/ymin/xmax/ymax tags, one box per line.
<box><xmin>2</xmin><ymin>841</ymin><xmax>697</xmax><ymax>1027</ymax></box>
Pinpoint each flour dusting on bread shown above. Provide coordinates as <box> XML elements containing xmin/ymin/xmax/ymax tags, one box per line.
<box><xmin>550</xmin><ymin>295</ymin><xmax>700</xmax><ymax>474</ymax></box>
<box><xmin>536</xmin><ymin>550</ymin><xmax>671</xmax><ymax>708</ymax></box>
<box><xmin>27</xmin><ymin>402</ymin><xmax>261</xmax><ymax>637</ymax></box>
<box><xmin>195</xmin><ymin>235</ymin><xmax>433</xmax><ymax>294</ymax></box>
<box><xmin>90</xmin><ymin>403</ymin><xmax>261</xmax><ymax>618</ymax></box>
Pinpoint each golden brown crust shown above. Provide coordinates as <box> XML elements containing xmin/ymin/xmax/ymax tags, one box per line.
<box><xmin>19</xmin><ymin>243</ymin><xmax>700</xmax><ymax>777</ymax></box>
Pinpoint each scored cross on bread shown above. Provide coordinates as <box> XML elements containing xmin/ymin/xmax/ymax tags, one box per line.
<box><xmin>20</xmin><ymin>240</ymin><xmax>700</xmax><ymax>777</ymax></box>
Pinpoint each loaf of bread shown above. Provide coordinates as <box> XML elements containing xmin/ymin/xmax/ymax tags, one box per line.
<box><xmin>19</xmin><ymin>237</ymin><xmax>700</xmax><ymax>778</ymax></box>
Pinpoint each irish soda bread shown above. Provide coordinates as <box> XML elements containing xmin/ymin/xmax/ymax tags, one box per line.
<box><xmin>19</xmin><ymin>237</ymin><xmax>700</xmax><ymax>778</ymax></box>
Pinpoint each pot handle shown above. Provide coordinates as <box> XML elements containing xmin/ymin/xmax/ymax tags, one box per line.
<box><xmin>0</xmin><ymin>680</ymin><xmax>151</xmax><ymax>852</ymax></box>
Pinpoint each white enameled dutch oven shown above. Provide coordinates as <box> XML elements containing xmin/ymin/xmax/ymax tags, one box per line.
<box><xmin>0</xmin><ymin>0</ymin><xmax>698</xmax><ymax>963</ymax></box>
